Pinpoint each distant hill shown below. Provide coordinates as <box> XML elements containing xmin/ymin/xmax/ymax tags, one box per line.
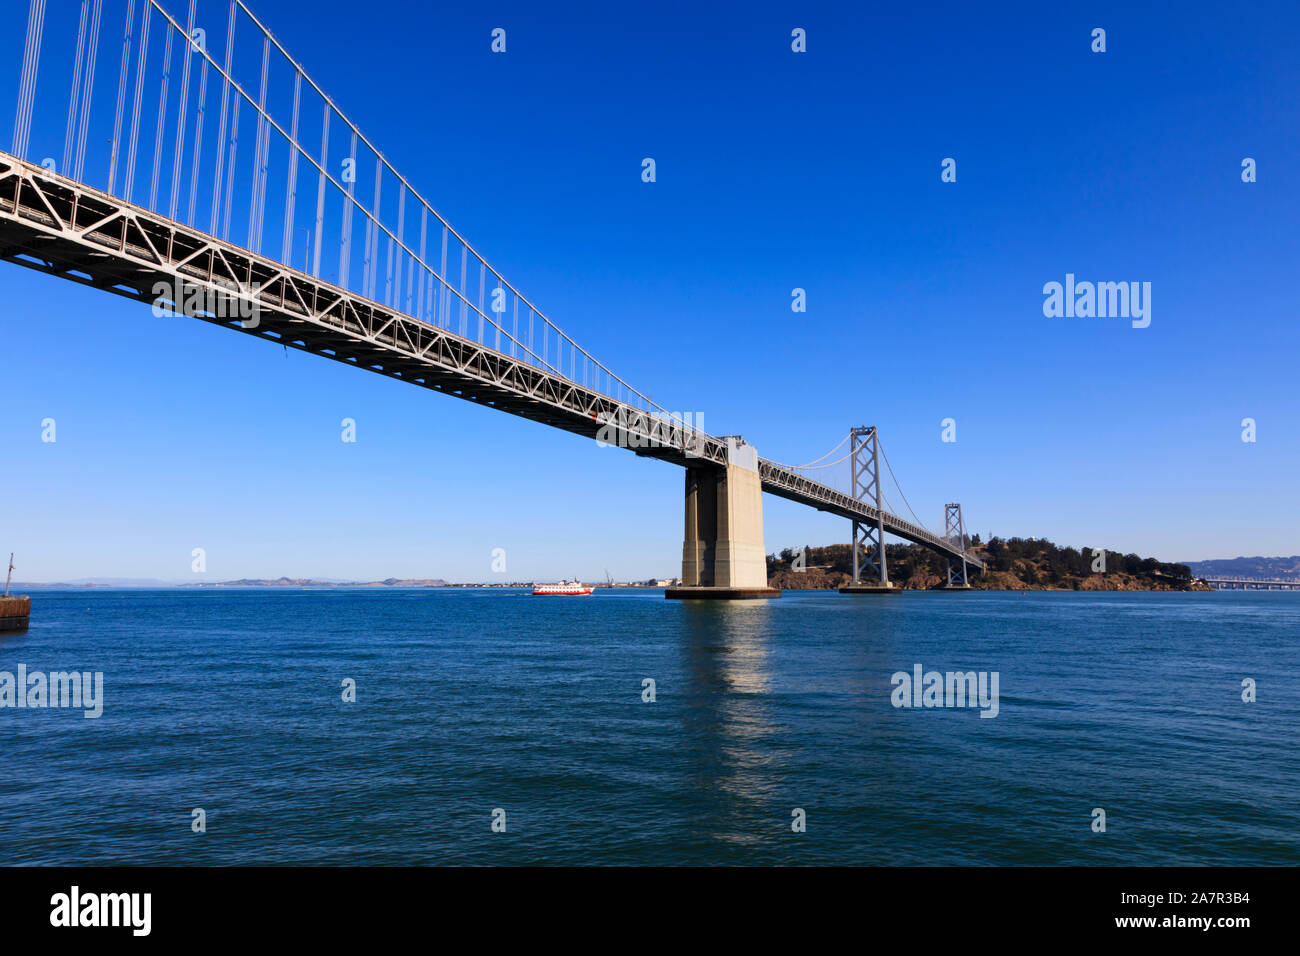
<box><xmin>13</xmin><ymin>576</ymin><xmax>448</xmax><ymax>588</ymax></box>
<box><xmin>199</xmin><ymin>577</ymin><xmax>450</xmax><ymax>588</ymax></box>
<box><xmin>769</xmin><ymin>537</ymin><xmax>1204</xmax><ymax>591</ymax></box>
<box><xmin>1182</xmin><ymin>556</ymin><xmax>1300</xmax><ymax>581</ymax></box>
<box><xmin>12</xmin><ymin>577</ymin><xmax>183</xmax><ymax>588</ymax></box>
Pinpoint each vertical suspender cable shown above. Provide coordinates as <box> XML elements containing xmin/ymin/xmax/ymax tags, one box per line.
<box><xmin>123</xmin><ymin>1</ymin><xmax>151</xmax><ymax>202</ymax></box>
<box><xmin>416</xmin><ymin>208</ymin><xmax>427</xmax><ymax>320</ymax></box>
<box><xmin>363</xmin><ymin>163</ymin><xmax>382</xmax><ymax>300</ymax></box>
<box><xmin>220</xmin><ymin>95</ymin><xmax>239</xmax><ymax>238</ymax></box>
<box><xmin>280</xmin><ymin>71</ymin><xmax>302</xmax><ymax>267</ymax></box>
<box><xmin>148</xmin><ymin>25</ymin><xmax>175</xmax><ymax>210</ymax></box>
<box><xmin>108</xmin><ymin>0</ymin><xmax>136</xmax><ymax>193</ymax></box>
<box><xmin>310</xmin><ymin>102</ymin><xmax>328</xmax><ymax>276</ymax></box>
<box><xmin>373</xmin><ymin>168</ymin><xmax>384</xmax><ymax>301</ymax></box>
<box><xmin>387</xmin><ymin>236</ymin><xmax>396</xmax><ymax>307</ymax></box>
<box><xmin>73</xmin><ymin>0</ymin><xmax>102</xmax><ymax>183</ymax></box>
<box><xmin>338</xmin><ymin>132</ymin><xmax>356</xmax><ymax>286</ymax></box>
<box><xmin>62</xmin><ymin>0</ymin><xmax>90</xmax><ymax>175</ymax></box>
<box><xmin>390</xmin><ymin>186</ymin><xmax>404</xmax><ymax>308</ymax></box>
<box><xmin>186</xmin><ymin>58</ymin><xmax>208</xmax><ymax>225</ymax></box>
<box><xmin>457</xmin><ymin>247</ymin><xmax>467</xmax><ymax>337</ymax></box>
<box><xmin>360</xmin><ymin>173</ymin><xmax>373</xmax><ymax>294</ymax></box>
<box><xmin>247</xmin><ymin>35</ymin><xmax>269</xmax><ymax>252</ymax></box>
<box><xmin>477</xmin><ymin>262</ymin><xmax>485</xmax><ymax>344</ymax></box>
<box><xmin>425</xmin><ymin>269</ymin><xmax>434</xmax><ymax>324</ymax></box>
<box><xmin>209</xmin><ymin>0</ymin><xmax>235</xmax><ymax>234</ymax></box>
<box><xmin>13</xmin><ymin>0</ymin><xmax>47</xmax><ymax>159</ymax></box>
<box><xmin>168</xmin><ymin>0</ymin><xmax>197</xmax><ymax>220</ymax></box>
<box><xmin>439</xmin><ymin>227</ymin><xmax>448</xmax><ymax>328</ymax></box>
<box><xmin>218</xmin><ymin>3</ymin><xmax>243</xmax><ymax>242</ymax></box>
<box><xmin>404</xmin><ymin>226</ymin><xmax>414</xmax><ymax>314</ymax></box>
<box><xmin>372</xmin><ymin>166</ymin><xmax>383</xmax><ymax>299</ymax></box>
<box><xmin>14</xmin><ymin>0</ymin><xmax>47</xmax><ymax>158</ymax></box>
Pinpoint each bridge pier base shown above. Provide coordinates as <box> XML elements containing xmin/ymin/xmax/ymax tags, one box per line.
<box><xmin>666</xmin><ymin>439</ymin><xmax>780</xmax><ymax>600</ymax></box>
<box><xmin>839</xmin><ymin>583</ymin><xmax>898</xmax><ymax>594</ymax></box>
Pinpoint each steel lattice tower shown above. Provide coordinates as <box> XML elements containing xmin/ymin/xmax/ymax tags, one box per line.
<box><xmin>850</xmin><ymin>426</ymin><xmax>888</xmax><ymax>585</ymax></box>
<box><xmin>945</xmin><ymin>502</ymin><xmax>969</xmax><ymax>588</ymax></box>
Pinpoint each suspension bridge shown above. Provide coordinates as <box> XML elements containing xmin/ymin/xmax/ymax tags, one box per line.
<box><xmin>1</xmin><ymin>0</ymin><xmax>985</xmax><ymax>596</ymax></box>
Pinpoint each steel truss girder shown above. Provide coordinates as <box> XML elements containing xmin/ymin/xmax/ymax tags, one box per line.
<box><xmin>0</xmin><ymin>152</ymin><xmax>723</xmax><ymax>468</ymax></box>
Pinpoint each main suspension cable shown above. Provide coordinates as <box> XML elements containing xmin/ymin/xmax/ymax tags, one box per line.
<box><xmin>879</xmin><ymin>439</ymin><xmax>932</xmax><ymax>534</ymax></box>
<box><xmin>788</xmin><ymin>433</ymin><xmax>850</xmax><ymax>469</ymax></box>
<box><xmin>790</xmin><ymin>448</ymin><xmax>855</xmax><ymax>471</ymax></box>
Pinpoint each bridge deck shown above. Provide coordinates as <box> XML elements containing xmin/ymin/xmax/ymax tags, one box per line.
<box><xmin>0</xmin><ymin>150</ymin><xmax>982</xmax><ymax>571</ymax></box>
<box><xmin>1201</xmin><ymin>578</ymin><xmax>1300</xmax><ymax>589</ymax></box>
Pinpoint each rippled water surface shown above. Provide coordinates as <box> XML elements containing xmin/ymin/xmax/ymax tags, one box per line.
<box><xmin>2</xmin><ymin>588</ymin><xmax>1297</xmax><ymax>865</ymax></box>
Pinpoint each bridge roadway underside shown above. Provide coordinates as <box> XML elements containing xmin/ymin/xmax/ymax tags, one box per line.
<box><xmin>0</xmin><ymin>153</ymin><xmax>981</xmax><ymax>573</ymax></box>
<box><xmin>0</xmin><ymin>154</ymin><xmax>723</xmax><ymax>466</ymax></box>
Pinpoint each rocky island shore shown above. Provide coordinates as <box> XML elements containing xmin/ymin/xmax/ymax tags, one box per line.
<box><xmin>768</xmin><ymin>537</ymin><xmax>1210</xmax><ymax>591</ymax></box>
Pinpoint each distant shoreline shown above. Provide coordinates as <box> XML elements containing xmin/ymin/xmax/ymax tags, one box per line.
<box><xmin>8</xmin><ymin>580</ymin><xmax>664</xmax><ymax>590</ymax></box>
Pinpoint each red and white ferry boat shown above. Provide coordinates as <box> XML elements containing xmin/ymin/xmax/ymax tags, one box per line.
<box><xmin>532</xmin><ymin>579</ymin><xmax>593</xmax><ymax>596</ymax></box>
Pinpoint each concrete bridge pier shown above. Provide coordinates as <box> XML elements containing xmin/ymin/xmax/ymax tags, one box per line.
<box><xmin>666</xmin><ymin>438</ymin><xmax>780</xmax><ymax>599</ymax></box>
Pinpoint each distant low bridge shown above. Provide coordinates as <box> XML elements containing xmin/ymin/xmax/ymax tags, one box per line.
<box><xmin>1201</xmin><ymin>577</ymin><xmax>1300</xmax><ymax>591</ymax></box>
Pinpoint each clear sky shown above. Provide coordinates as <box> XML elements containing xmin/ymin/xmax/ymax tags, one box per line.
<box><xmin>2</xmin><ymin>0</ymin><xmax>1298</xmax><ymax>582</ymax></box>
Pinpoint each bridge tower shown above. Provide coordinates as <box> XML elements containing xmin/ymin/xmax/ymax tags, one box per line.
<box><xmin>666</xmin><ymin>437</ymin><xmax>781</xmax><ymax>599</ymax></box>
<box><xmin>944</xmin><ymin>503</ymin><xmax>971</xmax><ymax>589</ymax></box>
<box><xmin>840</xmin><ymin>426</ymin><xmax>897</xmax><ymax>594</ymax></box>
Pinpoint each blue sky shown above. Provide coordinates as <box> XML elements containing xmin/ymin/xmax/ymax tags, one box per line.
<box><xmin>2</xmin><ymin>0</ymin><xmax>1298</xmax><ymax>582</ymax></box>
